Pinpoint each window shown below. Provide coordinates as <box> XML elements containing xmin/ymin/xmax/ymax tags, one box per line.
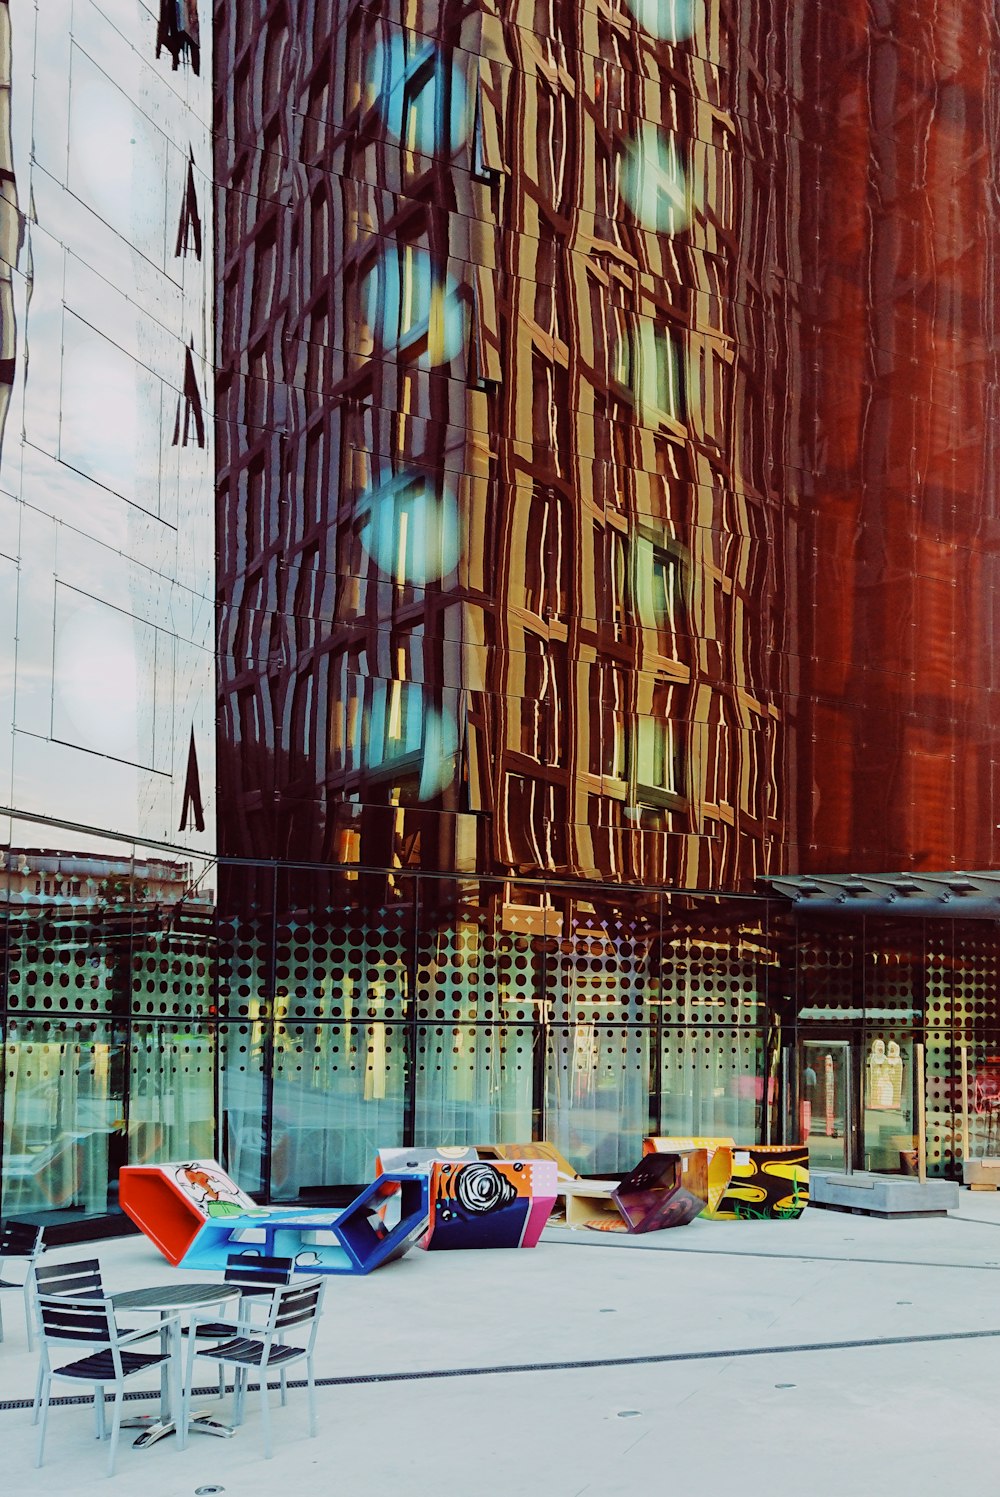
<box><xmin>590</xmin><ymin>663</ymin><xmax>627</xmax><ymax>780</ymax></box>
<box><xmin>609</xmin><ymin>304</ymin><xmax>631</xmax><ymax>391</ymax></box>
<box><xmin>635</xmin><ymin>714</ymin><xmax>681</xmax><ymax>797</ymax></box>
<box><xmin>355</xmin><ymin>240</ymin><xmax>462</xmax><ymax>370</ymax></box>
<box><xmin>172</xmin><ymin>343</ymin><xmax>205</xmax><ymax>448</ymax></box>
<box><xmin>634</xmin><ymin>536</ymin><xmax>683</xmax><ymax>652</ymax></box>
<box><xmin>635</xmin><ymin>321</ymin><xmax>685</xmax><ymax>426</ymax></box>
<box><xmin>157</xmin><ymin>0</ymin><xmax>200</xmax><ymax>74</ymax></box>
<box><xmin>356</xmin><ymin>473</ymin><xmax>460</xmax><ymax>588</ymax></box>
<box><xmin>608</xmin><ymin>529</ymin><xmax>629</xmax><ymax>628</ymax></box>
<box><xmin>472</xmin><ymin>64</ymin><xmax>503</xmax><ymax>183</ymax></box>
<box><xmin>399</xmin><ymin>241</ymin><xmax>431</xmax><ymax>338</ymax></box>
<box><xmin>174</xmin><ymin>150</ymin><xmax>202</xmax><ymax>258</ymax></box>
<box><xmin>358</xmin><ymin>258</ymin><xmax>379</xmax><ymax>357</ymax></box>
<box><xmin>622</xmin><ymin>125</ymin><xmax>688</xmax><ymax>235</ymax></box>
<box><xmin>521</xmin><ymin>485</ymin><xmax>570</xmax><ymax>618</ymax></box>
<box><xmin>536</xmin><ymin>77</ymin><xmax>569</xmax><ymax>208</ymax></box>
<box><xmin>404</xmin><ymin>67</ymin><xmax>439</xmax><ymax>159</ymax></box>
<box><xmin>632</xmin><ymin>679</ymin><xmax>686</xmax><ymax>807</ymax></box>
<box><xmin>366</xmin><ymin>30</ymin><xmax>469</xmax><ymax>170</ymax></box>
<box><xmin>469</xmin><ymin>266</ymin><xmax>502</xmax><ymax>390</ymax></box>
<box><xmin>373</xmin><ymin>678</ymin><xmax>424</xmax><ymax>765</ymax></box>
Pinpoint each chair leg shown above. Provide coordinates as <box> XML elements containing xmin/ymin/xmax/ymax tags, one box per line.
<box><xmin>94</xmin><ymin>1387</ymin><xmax>106</xmax><ymax>1440</ymax></box>
<box><xmin>36</xmin><ymin>1374</ymin><xmax>52</xmax><ymax>1468</ymax></box>
<box><xmin>107</xmin><ymin>1386</ymin><xmax>124</xmax><ymax>1478</ymax></box>
<box><xmin>259</xmin><ymin>1365</ymin><xmax>272</xmax><ymax>1460</ymax></box>
<box><xmin>23</xmin><ymin>1276</ymin><xmax>34</xmax><ymax>1352</ymax></box>
<box><xmin>307</xmin><ymin>1353</ymin><xmax>317</xmax><ymax>1439</ymax></box>
<box><xmin>32</xmin><ymin>1356</ymin><xmax>44</xmax><ymax>1426</ymax></box>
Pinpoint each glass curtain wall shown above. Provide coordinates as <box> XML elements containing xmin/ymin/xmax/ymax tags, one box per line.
<box><xmin>0</xmin><ymin>0</ymin><xmax>216</xmax><ymax>1230</ymax></box>
<box><xmin>7</xmin><ymin>862</ymin><xmax>1000</xmax><ymax>1228</ymax></box>
<box><xmin>0</xmin><ymin>833</ymin><xmax>217</xmax><ymax>1224</ymax></box>
<box><xmin>784</xmin><ymin>915</ymin><xmax>978</xmax><ymax>1177</ymax></box>
<box><xmin>2</xmin><ymin>863</ymin><xmax>778</xmax><ymax>1222</ymax></box>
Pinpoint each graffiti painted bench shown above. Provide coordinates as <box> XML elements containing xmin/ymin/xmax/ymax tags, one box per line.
<box><xmin>119</xmin><ymin>1159</ymin><xmax>428</xmax><ymax>1275</ymax></box>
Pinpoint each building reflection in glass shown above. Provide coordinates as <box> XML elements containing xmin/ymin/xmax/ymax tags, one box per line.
<box><xmin>206</xmin><ymin>0</ymin><xmax>1000</xmax><ymax>1197</ymax></box>
<box><xmin>1</xmin><ymin>841</ymin><xmax>215</xmax><ymax>1218</ymax></box>
<box><xmin>215</xmin><ymin>0</ymin><xmax>781</xmax><ymax>893</ymax></box>
<box><xmin>0</xmin><ymin>0</ymin><xmax>215</xmax><ymax>1226</ymax></box>
<box><xmin>4</xmin><ymin>0</ymin><xmax>1000</xmax><ymax>1224</ymax></box>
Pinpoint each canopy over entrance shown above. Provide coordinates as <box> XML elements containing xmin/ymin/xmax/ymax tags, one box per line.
<box><xmin>761</xmin><ymin>871</ymin><xmax>1000</xmax><ymax>920</ymax></box>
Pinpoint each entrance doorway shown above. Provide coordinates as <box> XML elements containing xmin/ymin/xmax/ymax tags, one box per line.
<box><xmin>799</xmin><ymin>1039</ymin><xmax>854</xmax><ymax>1172</ymax></box>
<box><xmin>794</xmin><ymin>1033</ymin><xmax>920</xmax><ymax>1175</ymax></box>
<box><xmin>861</xmin><ymin>1033</ymin><xmax>918</xmax><ymax>1174</ymax></box>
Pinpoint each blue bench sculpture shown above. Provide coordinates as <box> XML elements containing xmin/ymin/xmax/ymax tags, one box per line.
<box><xmin>119</xmin><ymin>1160</ymin><xmax>428</xmax><ymax>1275</ymax></box>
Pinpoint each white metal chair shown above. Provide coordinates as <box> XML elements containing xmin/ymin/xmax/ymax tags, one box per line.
<box><xmin>32</xmin><ymin>1256</ymin><xmax>104</xmax><ymax>1308</ymax></box>
<box><xmin>30</xmin><ymin>1261</ymin><xmax>163</xmax><ymax>1427</ymax></box>
<box><xmin>35</xmin><ymin>1292</ymin><xmax>180</xmax><ymax>1477</ymax></box>
<box><xmin>0</xmin><ymin>1220</ymin><xmax>45</xmax><ymax>1348</ymax></box>
<box><xmin>182</xmin><ymin>1277</ymin><xmax>325</xmax><ymax>1458</ymax></box>
<box><xmin>30</xmin><ymin>1258</ymin><xmax>163</xmax><ymax>1424</ymax></box>
<box><xmin>181</xmin><ymin>1253</ymin><xmax>294</xmax><ymax>1397</ymax></box>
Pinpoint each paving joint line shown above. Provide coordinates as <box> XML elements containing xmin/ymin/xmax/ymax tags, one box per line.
<box><xmin>4</xmin><ymin>1326</ymin><xmax>1000</xmax><ymax>1411</ymax></box>
<box><xmin>548</xmin><ymin>1243</ymin><xmax>1000</xmax><ymax>1271</ymax></box>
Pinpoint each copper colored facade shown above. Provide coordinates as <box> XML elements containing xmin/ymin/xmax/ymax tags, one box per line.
<box><xmin>789</xmin><ymin>6</ymin><xmax>1000</xmax><ymax>874</ymax></box>
<box><xmin>216</xmin><ymin>2</ymin><xmax>1000</xmax><ymax>890</ymax></box>
<box><xmin>215</xmin><ymin>0</ymin><xmax>786</xmax><ymax>887</ymax></box>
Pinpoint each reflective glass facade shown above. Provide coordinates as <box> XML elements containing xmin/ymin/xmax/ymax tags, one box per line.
<box><xmin>4</xmin><ymin>0</ymin><xmax>1000</xmax><ymax>1229</ymax></box>
<box><xmin>215</xmin><ymin>0</ymin><xmax>1000</xmax><ymax>883</ymax></box>
<box><xmin>0</xmin><ymin>0</ymin><xmax>216</xmax><ymax>1225</ymax></box>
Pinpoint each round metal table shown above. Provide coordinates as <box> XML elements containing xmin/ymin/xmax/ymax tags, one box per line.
<box><xmin>111</xmin><ymin>1281</ymin><xmax>242</xmax><ymax>1448</ymax></box>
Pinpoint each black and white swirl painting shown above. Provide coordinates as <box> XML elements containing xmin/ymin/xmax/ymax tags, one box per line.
<box><xmin>454</xmin><ymin>1163</ymin><xmax>518</xmax><ymax>1214</ymax></box>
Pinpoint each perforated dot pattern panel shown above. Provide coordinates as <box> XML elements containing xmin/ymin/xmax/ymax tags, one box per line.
<box><xmin>2</xmin><ymin>877</ymin><xmax>996</xmax><ymax>1213</ymax></box>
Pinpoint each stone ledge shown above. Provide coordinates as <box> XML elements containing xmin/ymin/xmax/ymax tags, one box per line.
<box><xmin>811</xmin><ymin>1170</ymin><xmax>959</xmax><ymax>1218</ymax></box>
<box><xmin>962</xmin><ymin>1159</ymin><xmax>1000</xmax><ymax>1189</ymax></box>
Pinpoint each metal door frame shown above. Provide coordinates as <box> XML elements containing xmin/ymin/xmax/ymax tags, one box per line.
<box><xmin>797</xmin><ymin>1036</ymin><xmax>857</xmax><ymax>1175</ymax></box>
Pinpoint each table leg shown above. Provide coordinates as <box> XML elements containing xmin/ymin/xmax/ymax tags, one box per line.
<box><xmin>127</xmin><ymin>1403</ymin><xmax>236</xmax><ymax>1446</ymax></box>
<box><xmin>127</xmin><ymin>1407</ymin><xmax>235</xmax><ymax>1443</ymax></box>
<box><xmin>173</xmin><ymin>1318</ymin><xmax>185</xmax><ymax>1451</ymax></box>
<box><xmin>130</xmin><ymin>1324</ymin><xmax>235</xmax><ymax>1447</ymax></box>
<box><xmin>120</xmin><ymin>1305</ymin><xmax>238</xmax><ymax>1449</ymax></box>
<box><xmin>185</xmin><ymin>1411</ymin><xmax>238</xmax><ymax>1440</ymax></box>
<box><xmin>160</xmin><ymin>1313</ymin><xmax>172</xmax><ymax>1422</ymax></box>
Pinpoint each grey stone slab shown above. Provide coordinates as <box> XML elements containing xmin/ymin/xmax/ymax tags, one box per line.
<box><xmin>811</xmin><ymin>1170</ymin><xmax>960</xmax><ymax>1217</ymax></box>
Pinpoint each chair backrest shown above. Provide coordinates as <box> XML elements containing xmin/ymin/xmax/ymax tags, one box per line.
<box><xmin>34</xmin><ymin>1258</ymin><xmax>104</xmax><ymax>1300</ymax></box>
<box><xmin>0</xmin><ymin>1220</ymin><xmax>44</xmax><ymax>1260</ymax></box>
<box><xmin>224</xmin><ymin>1253</ymin><xmax>293</xmax><ymax>1291</ymax></box>
<box><xmin>37</xmin><ymin>1293</ymin><xmax>115</xmax><ymax>1346</ymax></box>
<box><xmin>269</xmin><ymin>1279</ymin><xmax>324</xmax><ymax>1339</ymax></box>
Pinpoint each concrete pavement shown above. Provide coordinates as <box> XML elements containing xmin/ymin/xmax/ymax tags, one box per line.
<box><xmin>2</xmin><ymin>1193</ymin><xmax>999</xmax><ymax>1495</ymax></box>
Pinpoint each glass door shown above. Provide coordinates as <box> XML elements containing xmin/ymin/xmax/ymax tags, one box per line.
<box><xmin>862</xmin><ymin>1031</ymin><xmax>918</xmax><ymax>1174</ymax></box>
<box><xmin>799</xmin><ymin>1039</ymin><xmax>854</xmax><ymax>1172</ymax></box>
